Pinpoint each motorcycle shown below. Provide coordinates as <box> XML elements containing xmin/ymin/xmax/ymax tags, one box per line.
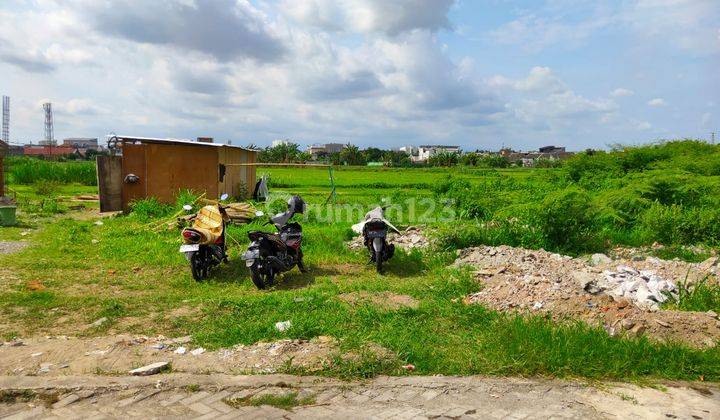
<box><xmin>179</xmin><ymin>193</ymin><xmax>230</xmax><ymax>281</ymax></box>
<box><xmin>352</xmin><ymin>206</ymin><xmax>400</xmax><ymax>273</ymax></box>
<box><xmin>241</xmin><ymin>195</ymin><xmax>307</xmax><ymax>289</ymax></box>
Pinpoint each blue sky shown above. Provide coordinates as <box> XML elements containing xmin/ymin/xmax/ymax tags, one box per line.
<box><xmin>0</xmin><ymin>0</ymin><xmax>717</xmax><ymax>150</ymax></box>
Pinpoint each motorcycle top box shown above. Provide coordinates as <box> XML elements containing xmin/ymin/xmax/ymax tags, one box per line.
<box><xmin>179</xmin><ymin>194</ymin><xmax>230</xmax><ymax>281</ymax></box>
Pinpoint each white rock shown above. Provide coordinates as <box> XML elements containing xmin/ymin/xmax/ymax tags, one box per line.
<box><xmin>129</xmin><ymin>361</ymin><xmax>170</xmax><ymax>376</ymax></box>
<box><xmin>94</xmin><ymin>221</ymin><xmax>104</xmax><ymax>226</ymax></box>
<box><xmin>31</xmin><ymin>352</ymin><xmax>43</xmax><ymax>357</ymax></box>
<box><xmin>90</xmin><ymin>317</ymin><xmax>108</xmax><ymax>327</ymax></box>
<box><xmin>275</xmin><ymin>320</ymin><xmax>292</xmax><ymax>332</ymax></box>
<box><xmin>190</xmin><ymin>347</ymin><xmax>205</xmax><ymax>356</ymax></box>
<box><xmin>590</xmin><ymin>253</ymin><xmax>612</xmax><ymax>266</ymax></box>
<box><xmin>174</xmin><ymin>346</ymin><xmax>187</xmax><ymax>355</ymax></box>
<box><xmin>532</xmin><ymin>302</ymin><xmax>543</xmax><ymax>310</ymax></box>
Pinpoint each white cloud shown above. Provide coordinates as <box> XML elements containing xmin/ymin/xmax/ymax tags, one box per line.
<box><xmin>610</xmin><ymin>88</ymin><xmax>634</xmax><ymax>97</ymax></box>
<box><xmin>701</xmin><ymin>112</ymin><xmax>712</xmax><ymax>127</ymax></box>
<box><xmin>647</xmin><ymin>98</ymin><xmax>667</xmax><ymax>107</ymax></box>
<box><xmin>637</xmin><ymin>121</ymin><xmax>652</xmax><ymax>130</ymax></box>
<box><xmin>281</xmin><ymin>0</ymin><xmax>455</xmax><ymax>36</ymax></box>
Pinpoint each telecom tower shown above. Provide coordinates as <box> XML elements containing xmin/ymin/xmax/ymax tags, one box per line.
<box><xmin>43</xmin><ymin>102</ymin><xmax>54</xmax><ymax>145</ymax></box>
<box><xmin>2</xmin><ymin>96</ymin><xmax>8</xmax><ymax>143</ymax></box>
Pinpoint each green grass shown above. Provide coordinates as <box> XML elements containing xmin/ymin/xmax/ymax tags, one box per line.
<box><xmin>224</xmin><ymin>392</ymin><xmax>316</xmax><ymax>410</ymax></box>
<box><xmin>6</xmin><ymin>156</ymin><xmax>97</xmax><ymax>185</ymax></box>
<box><xmin>1</xmin><ymin>140</ymin><xmax>720</xmax><ymax>382</ymax></box>
<box><xmin>664</xmin><ymin>279</ymin><xmax>720</xmax><ymax>313</ymax></box>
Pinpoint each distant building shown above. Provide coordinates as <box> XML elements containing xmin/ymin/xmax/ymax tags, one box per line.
<box><xmin>24</xmin><ymin>145</ymin><xmax>76</xmax><ymax>157</ymax></box>
<box><xmin>63</xmin><ymin>137</ymin><xmax>100</xmax><ymax>150</ymax></box>
<box><xmin>307</xmin><ymin>143</ymin><xmax>347</xmax><ymax>159</ymax></box>
<box><xmin>0</xmin><ymin>139</ymin><xmax>6</xmax><ymax>197</ymax></box>
<box><xmin>538</xmin><ymin>145</ymin><xmax>566</xmax><ymax>153</ymax></box>
<box><xmin>502</xmin><ymin>145</ymin><xmax>573</xmax><ymax>167</ymax></box>
<box><xmin>414</xmin><ymin>145</ymin><xmax>460</xmax><ymax>162</ymax></box>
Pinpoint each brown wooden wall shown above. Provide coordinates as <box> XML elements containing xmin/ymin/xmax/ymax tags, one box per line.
<box><xmin>218</xmin><ymin>147</ymin><xmax>257</xmax><ymax>199</ymax></box>
<box><xmin>115</xmin><ymin>142</ymin><xmax>256</xmax><ymax>210</ymax></box>
<box><xmin>144</xmin><ymin>143</ymin><xmax>219</xmax><ymax>203</ymax></box>
<box><xmin>121</xmin><ymin>144</ymin><xmax>148</xmax><ymax>210</ymax></box>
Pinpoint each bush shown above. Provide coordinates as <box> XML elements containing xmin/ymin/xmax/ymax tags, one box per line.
<box><xmin>537</xmin><ymin>188</ymin><xmax>601</xmax><ymax>253</ymax></box>
<box><xmin>7</xmin><ymin>157</ymin><xmax>97</xmax><ymax>185</ymax></box>
<box><xmin>129</xmin><ymin>197</ymin><xmax>174</xmax><ymax>221</ymax></box>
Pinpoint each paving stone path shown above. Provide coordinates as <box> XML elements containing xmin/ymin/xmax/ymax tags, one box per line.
<box><xmin>0</xmin><ymin>374</ymin><xmax>718</xmax><ymax>419</ymax></box>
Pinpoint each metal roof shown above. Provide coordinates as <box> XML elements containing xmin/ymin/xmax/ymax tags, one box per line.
<box><xmin>110</xmin><ymin>135</ymin><xmax>258</xmax><ymax>152</ymax></box>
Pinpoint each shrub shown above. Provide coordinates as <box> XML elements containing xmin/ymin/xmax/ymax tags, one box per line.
<box><xmin>7</xmin><ymin>157</ymin><xmax>97</xmax><ymax>185</ymax></box>
<box><xmin>537</xmin><ymin>188</ymin><xmax>601</xmax><ymax>253</ymax></box>
<box><xmin>129</xmin><ymin>197</ymin><xmax>174</xmax><ymax>220</ymax></box>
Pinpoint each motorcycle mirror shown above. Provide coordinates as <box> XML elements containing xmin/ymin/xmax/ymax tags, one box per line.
<box><xmin>255</xmin><ymin>211</ymin><xmax>265</xmax><ymax>217</ymax></box>
<box><xmin>220</xmin><ymin>193</ymin><xmax>229</xmax><ymax>201</ymax></box>
<box><xmin>182</xmin><ymin>204</ymin><xmax>193</xmax><ymax>212</ymax></box>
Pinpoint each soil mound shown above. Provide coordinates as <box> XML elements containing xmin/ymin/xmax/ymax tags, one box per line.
<box><xmin>455</xmin><ymin>246</ymin><xmax>720</xmax><ymax>347</ymax></box>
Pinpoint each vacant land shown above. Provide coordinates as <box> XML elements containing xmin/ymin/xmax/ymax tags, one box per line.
<box><xmin>1</xmin><ymin>141</ymin><xmax>720</xmax><ymax>383</ymax></box>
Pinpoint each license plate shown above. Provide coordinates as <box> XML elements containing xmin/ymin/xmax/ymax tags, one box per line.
<box><xmin>367</xmin><ymin>230</ymin><xmax>386</xmax><ymax>238</ymax></box>
<box><xmin>179</xmin><ymin>244</ymin><xmax>200</xmax><ymax>253</ymax></box>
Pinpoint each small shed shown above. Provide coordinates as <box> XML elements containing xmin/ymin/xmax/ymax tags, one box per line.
<box><xmin>97</xmin><ymin>136</ymin><xmax>258</xmax><ymax>212</ymax></box>
<box><xmin>0</xmin><ymin>139</ymin><xmax>7</xmax><ymax>197</ymax></box>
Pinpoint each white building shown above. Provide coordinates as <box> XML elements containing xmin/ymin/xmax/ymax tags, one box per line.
<box><xmin>414</xmin><ymin>145</ymin><xmax>461</xmax><ymax>162</ymax></box>
<box><xmin>272</xmin><ymin>139</ymin><xmax>292</xmax><ymax>147</ymax></box>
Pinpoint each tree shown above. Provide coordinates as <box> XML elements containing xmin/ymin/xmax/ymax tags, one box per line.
<box><xmin>258</xmin><ymin>142</ymin><xmax>302</xmax><ymax>163</ymax></box>
<box><xmin>461</xmin><ymin>152</ymin><xmax>479</xmax><ymax>166</ymax></box>
<box><xmin>340</xmin><ymin>144</ymin><xmax>366</xmax><ymax>166</ymax></box>
<box><xmin>382</xmin><ymin>150</ymin><xmax>412</xmax><ymax>167</ymax></box>
<box><xmin>428</xmin><ymin>151</ymin><xmax>459</xmax><ymax>167</ymax></box>
<box><xmin>363</xmin><ymin>147</ymin><xmax>384</xmax><ymax>162</ymax></box>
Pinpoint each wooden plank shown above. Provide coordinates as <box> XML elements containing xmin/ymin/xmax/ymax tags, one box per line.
<box><xmin>96</xmin><ymin>155</ymin><xmax>123</xmax><ymax>212</ymax></box>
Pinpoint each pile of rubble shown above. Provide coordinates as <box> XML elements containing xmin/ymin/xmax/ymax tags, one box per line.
<box><xmin>456</xmin><ymin>246</ymin><xmax>720</xmax><ymax>347</ymax></box>
<box><xmin>347</xmin><ymin>226</ymin><xmax>430</xmax><ymax>251</ymax></box>
<box><xmin>588</xmin><ymin>266</ymin><xmax>677</xmax><ymax>310</ymax></box>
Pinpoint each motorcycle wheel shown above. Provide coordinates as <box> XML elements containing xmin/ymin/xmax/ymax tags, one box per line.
<box><xmin>375</xmin><ymin>250</ymin><xmax>383</xmax><ymax>273</ymax></box>
<box><xmin>190</xmin><ymin>252</ymin><xmax>205</xmax><ymax>281</ymax></box>
<box><xmin>250</xmin><ymin>265</ymin><xmax>274</xmax><ymax>290</ymax></box>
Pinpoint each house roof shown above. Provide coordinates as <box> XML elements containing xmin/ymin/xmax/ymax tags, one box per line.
<box><xmin>111</xmin><ymin>135</ymin><xmax>258</xmax><ymax>152</ymax></box>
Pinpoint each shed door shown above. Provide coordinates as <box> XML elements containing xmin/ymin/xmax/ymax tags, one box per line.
<box><xmin>96</xmin><ymin>155</ymin><xmax>123</xmax><ymax>212</ymax></box>
<box><xmin>121</xmin><ymin>144</ymin><xmax>147</xmax><ymax>211</ymax></box>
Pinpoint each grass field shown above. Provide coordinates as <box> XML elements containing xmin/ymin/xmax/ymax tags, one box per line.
<box><xmin>1</xmin><ymin>141</ymin><xmax>720</xmax><ymax>381</ymax></box>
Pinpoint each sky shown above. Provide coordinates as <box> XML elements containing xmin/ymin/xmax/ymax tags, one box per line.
<box><xmin>0</xmin><ymin>0</ymin><xmax>718</xmax><ymax>151</ymax></box>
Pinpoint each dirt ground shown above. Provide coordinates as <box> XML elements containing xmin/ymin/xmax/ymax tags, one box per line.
<box><xmin>338</xmin><ymin>291</ymin><xmax>420</xmax><ymax>310</ymax></box>
<box><xmin>0</xmin><ymin>334</ymin><xmax>394</xmax><ymax>377</ymax></box>
<box><xmin>0</xmin><ymin>241</ymin><xmax>28</xmax><ymax>255</ymax></box>
<box><xmin>455</xmin><ymin>245</ymin><xmax>720</xmax><ymax>347</ymax></box>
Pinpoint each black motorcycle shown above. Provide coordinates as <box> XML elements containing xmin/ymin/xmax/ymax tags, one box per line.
<box><xmin>241</xmin><ymin>195</ymin><xmax>307</xmax><ymax>289</ymax></box>
<box><xmin>355</xmin><ymin>207</ymin><xmax>399</xmax><ymax>273</ymax></box>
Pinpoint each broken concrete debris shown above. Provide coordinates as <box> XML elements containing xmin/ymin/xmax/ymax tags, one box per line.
<box><xmin>585</xmin><ymin>266</ymin><xmax>678</xmax><ymax>310</ymax></box>
<box><xmin>129</xmin><ymin>361</ymin><xmax>170</xmax><ymax>376</ymax></box>
<box><xmin>190</xmin><ymin>347</ymin><xmax>205</xmax><ymax>356</ymax></box>
<box><xmin>590</xmin><ymin>253</ymin><xmax>612</xmax><ymax>266</ymax></box>
<box><xmin>456</xmin><ymin>245</ymin><xmax>720</xmax><ymax>347</ymax></box>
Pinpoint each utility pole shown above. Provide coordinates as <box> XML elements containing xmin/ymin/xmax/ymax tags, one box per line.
<box><xmin>712</xmin><ymin>131</ymin><xmax>716</xmax><ymax>145</ymax></box>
